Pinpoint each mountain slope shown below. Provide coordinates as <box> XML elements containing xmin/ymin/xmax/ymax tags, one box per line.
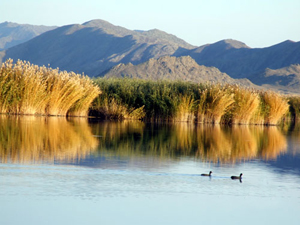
<box><xmin>0</xmin><ymin>19</ymin><xmax>194</xmax><ymax>76</ymax></box>
<box><xmin>101</xmin><ymin>55</ymin><xmax>256</xmax><ymax>86</ymax></box>
<box><xmin>0</xmin><ymin>21</ymin><xmax>57</xmax><ymax>50</ymax></box>
<box><xmin>254</xmin><ymin>64</ymin><xmax>300</xmax><ymax>94</ymax></box>
<box><xmin>0</xmin><ymin>20</ymin><xmax>299</xmax><ymax>93</ymax></box>
<box><xmin>174</xmin><ymin>39</ymin><xmax>300</xmax><ymax>81</ymax></box>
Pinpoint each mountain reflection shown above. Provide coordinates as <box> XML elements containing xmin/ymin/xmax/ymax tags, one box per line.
<box><xmin>91</xmin><ymin>121</ymin><xmax>288</xmax><ymax>164</ymax></box>
<box><xmin>0</xmin><ymin>116</ymin><xmax>98</xmax><ymax>163</ymax></box>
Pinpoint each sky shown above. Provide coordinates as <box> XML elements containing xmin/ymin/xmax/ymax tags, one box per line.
<box><xmin>1</xmin><ymin>0</ymin><xmax>300</xmax><ymax>48</ymax></box>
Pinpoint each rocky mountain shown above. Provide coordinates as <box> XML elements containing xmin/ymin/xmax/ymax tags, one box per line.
<box><xmin>102</xmin><ymin>55</ymin><xmax>255</xmax><ymax>86</ymax></box>
<box><xmin>254</xmin><ymin>64</ymin><xmax>300</xmax><ymax>94</ymax></box>
<box><xmin>0</xmin><ymin>20</ymin><xmax>299</xmax><ymax>93</ymax></box>
<box><xmin>0</xmin><ymin>19</ymin><xmax>194</xmax><ymax>76</ymax></box>
<box><xmin>174</xmin><ymin>39</ymin><xmax>300</xmax><ymax>81</ymax></box>
<box><xmin>0</xmin><ymin>21</ymin><xmax>57</xmax><ymax>50</ymax></box>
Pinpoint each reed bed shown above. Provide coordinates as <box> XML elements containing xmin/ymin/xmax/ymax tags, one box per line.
<box><xmin>0</xmin><ymin>59</ymin><xmax>293</xmax><ymax>124</ymax></box>
<box><xmin>0</xmin><ymin>59</ymin><xmax>100</xmax><ymax>116</ymax></box>
<box><xmin>92</xmin><ymin>78</ymin><xmax>292</xmax><ymax>125</ymax></box>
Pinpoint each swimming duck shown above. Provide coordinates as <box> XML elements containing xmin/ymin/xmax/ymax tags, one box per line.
<box><xmin>201</xmin><ymin>171</ymin><xmax>212</xmax><ymax>176</ymax></box>
<box><xmin>231</xmin><ymin>173</ymin><xmax>243</xmax><ymax>180</ymax></box>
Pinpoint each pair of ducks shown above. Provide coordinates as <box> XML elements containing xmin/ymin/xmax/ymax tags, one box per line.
<box><xmin>201</xmin><ymin>171</ymin><xmax>243</xmax><ymax>180</ymax></box>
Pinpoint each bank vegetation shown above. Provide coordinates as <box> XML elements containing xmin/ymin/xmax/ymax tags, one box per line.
<box><xmin>92</xmin><ymin>78</ymin><xmax>299</xmax><ymax>125</ymax></box>
<box><xmin>1</xmin><ymin>59</ymin><xmax>300</xmax><ymax>125</ymax></box>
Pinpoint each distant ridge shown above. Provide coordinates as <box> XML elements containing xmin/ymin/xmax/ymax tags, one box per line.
<box><xmin>0</xmin><ymin>19</ymin><xmax>194</xmax><ymax>76</ymax></box>
<box><xmin>0</xmin><ymin>19</ymin><xmax>299</xmax><ymax>93</ymax></box>
<box><xmin>255</xmin><ymin>64</ymin><xmax>300</xmax><ymax>94</ymax></box>
<box><xmin>0</xmin><ymin>21</ymin><xmax>57</xmax><ymax>50</ymax></box>
<box><xmin>102</xmin><ymin>55</ymin><xmax>256</xmax><ymax>87</ymax></box>
<box><xmin>174</xmin><ymin>39</ymin><xmax>300</xmax><ymax>81</ymax></box>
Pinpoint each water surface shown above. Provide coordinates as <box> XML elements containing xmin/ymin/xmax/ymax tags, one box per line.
<box><xmin>1</xmin><ymin>116</ymin><xmax>300</xmax><ymax>224</ymax></box>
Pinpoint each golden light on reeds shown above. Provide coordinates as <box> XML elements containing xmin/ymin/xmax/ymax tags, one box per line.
<box><xmin>174</xmin><ymin>95</ymin><xmax>195</xmax><ymax>122</ymax></box>
<box><xmin>0</xmin><ymin>59</ymin><xmax>101</xmax><ymax>116</ymax></box>
<box><xmin>261</xmin><ymin>91</ymin><xmax>289</xmax><ymax>125</ymax></box>
<box><xmin>93</xmin><ymin>79</ymin><xmax>291</xmax><ymax>125</ymax></box>
<box><xmin>231</xmin><ymin>86</ymin><xmax>260</xmax><ymax>124</ymax></box>
<box><xmin>198</xmin><ymin>84</ymin><xmax>235</xmax><ymax>124</ymax></box>
<box><xmin>0</xmin><ymin>116</ymin><xmax>99</xmax><ymax>163</ymax></box>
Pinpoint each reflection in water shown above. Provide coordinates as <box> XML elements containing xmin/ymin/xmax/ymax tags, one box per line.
<box><xmin>90</xmin><ymin>121</ymin><xmax>288</xmax><ymax>164</ymax></box>
<box><xmin>283</xmin><ymin>121</ymin><xmax>300</xmax><ymax>155</ymax></box>
<box><xmin>0</xmin><ymin>116</ymin><xmax>289</xmax><ymax>164</ymax></box>
<box><xmin>0</xmin><ymin>116</ymin><xmax>98</xmax><ymax>163</ymax></box>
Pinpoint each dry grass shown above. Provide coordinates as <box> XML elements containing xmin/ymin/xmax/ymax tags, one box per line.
<box><xmin>0</xmin><ymin>59</ymin><xmax>100</xmax><ymax>116</ymax></box>
<box><xmin>230</xmin><ymin>86</ymin><xmax>260</xmax><ymax>124</ymax></box>
<box><xmin>199</xmin><ymin>84</ymin><xmax>235</xmax><ymax>124</ymax></box>
<box><xmin>94</xmin><ymin>97</ymin><xmax>146</xmax><ymax>120</ymax></box>
<box><xmin>174</xmin><ymin>95</ymin><xmax>195</xmax><ymax>122</ymax></box>
<box><xmin>261</xmin><ymin>91</ymin><xmax>289</xmax><ymax>125</ymax></box>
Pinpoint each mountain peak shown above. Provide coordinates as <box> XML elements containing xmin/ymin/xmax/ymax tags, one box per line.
<box><xmin>81</xmin><ymin>19</ymin><xmax>132</xmax><ymax>37</ymax></box>
<box><xmin>216</xmin><ymin>39</ymin><xmax>250</xmax><ymax>49</ymax></box>
<box><xmin>82</xmin><ymin>19</ymin><xmax>114</xmax><ymax>28</ymax></box>
<box><xmin>102</xmin><ymin>55</ymin><xmax>252</xmax><ymax>86</ymax></box>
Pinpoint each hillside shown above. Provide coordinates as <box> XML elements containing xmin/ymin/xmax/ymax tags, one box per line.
<box><xmin>0</xmin><ymin>19</ymin><xmax>194</xmax><ymax>76</ymax></box>
<box><xmin>174</xmin><ymin>39</ymin><xmax>300</xmax><ymax>81</ymax></box>
<box><xmin>0</xmin><ymin>20</ymin><xmax>299</xmax><ymax>93</ymax></box>
<box><xmin>101</xmin><ymin>55</ymin><xmax>255</xmax><ymax>86</ymax></box>
<box><xmin>254</xmin><ymin>64</ymin><xmax>300</xmax><ymax>94</ymax></box>
<box><xmin>0</xmin><ymin>21</ymin><xmax>57</xmax><ymax>50</ymax></box>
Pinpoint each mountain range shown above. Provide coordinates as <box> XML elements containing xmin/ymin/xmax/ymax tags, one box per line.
<box><xmin>0</xmin><ymin>19</ymin><xmax>299</xmax><ymax>93</ymax></box>
<box><xmin>103</xmin><ymin>55</ymin><xmax>256</xmax><ymax>87</ymax></box>
<box><xmin>0</xmin><ymin>21</ymin><xmax>56</xmax><ymax>51</ymax></box>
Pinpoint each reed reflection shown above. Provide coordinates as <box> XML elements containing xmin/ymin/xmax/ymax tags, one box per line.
<box><xmin>91</xmin><ymin>121</ymin><xmax>288</xmax><ymax>164</ymax></box>
<box><xmin>0</xmin><ymin>116</ymin><xmax>98</xmax><ymax>163</ymax></box>
<box><xmin>283</xmin><ymin>121</ymin><xmax>300</xmax><ymax>155</ymax></box>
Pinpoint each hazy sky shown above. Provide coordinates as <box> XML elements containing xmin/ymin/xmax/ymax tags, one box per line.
<box><xmin>1</xmin><ymin>0</ymin><xmax>299</xmax><ymax>48</ymax></box>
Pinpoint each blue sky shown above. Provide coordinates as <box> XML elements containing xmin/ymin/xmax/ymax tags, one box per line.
<box><xmin>1</xmin><ymin>0</ymin><xmax>299</xmax><ymax>48</ymax></box>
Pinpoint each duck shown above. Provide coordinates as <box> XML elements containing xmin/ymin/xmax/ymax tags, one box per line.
<box><xmin>201</xmin><ymin>171</ymin><xmax>212</xmax><ymax>176</ymax></box>
<box><xmin>231</xmin><ymin>173</ymin><xmax>243</xmax><ymax>180</ymax></box>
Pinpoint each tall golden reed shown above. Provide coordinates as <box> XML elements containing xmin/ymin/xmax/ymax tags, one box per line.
<box><xmin>0</xmin><ymin>59</ymin><xmax>100</xmax><ymax>116</ymax></box>
<box><xmin>230</xmin><ymin>85</ymin><xmax>260</xmax><ymax>124</ymax></box>
<box><xmin>261</xmin><ymin>91</ymin><xmax>289</xmax><ymax>125</ymax></box>
<box><xmin>198</xmin><ymin>84</ymin><xmax>235</xmax><ymax>124</ymax></box>
<box><xmin>174</xmin><ymin>94</ymin><xmax>195</xmax><ymax>122</ymax></box>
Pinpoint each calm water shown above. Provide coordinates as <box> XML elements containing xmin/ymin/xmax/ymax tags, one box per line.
<box><xmin>1</xmin><ymin>116</ymin><xmax>300</xmax><ymax>225</ymax></box>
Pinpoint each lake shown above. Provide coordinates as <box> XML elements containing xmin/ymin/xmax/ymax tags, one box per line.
<box><xmin>1</xmin><ymin>115</ymin><xmax>300</xmax><ymax>225</ymax></box>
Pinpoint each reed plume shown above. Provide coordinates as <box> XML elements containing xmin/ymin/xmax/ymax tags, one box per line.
<box><xmin>261</xmin><ymin>91</ymin><xmax>289</xmax><ymax>125</ymax></box>
<box><xmin>0</xmin><ymin>59</ymin><xmax>100</xmax><ymax>116</ymax></box>
<box><xmin>230</xmin><ymin>85</ymin><xmax>260</xmax><ymax>124</ymax></box>
<box><xmin>199</xmin><ymin>84</ymin><xmax>235</xmax><ymax>124</ymax></box>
